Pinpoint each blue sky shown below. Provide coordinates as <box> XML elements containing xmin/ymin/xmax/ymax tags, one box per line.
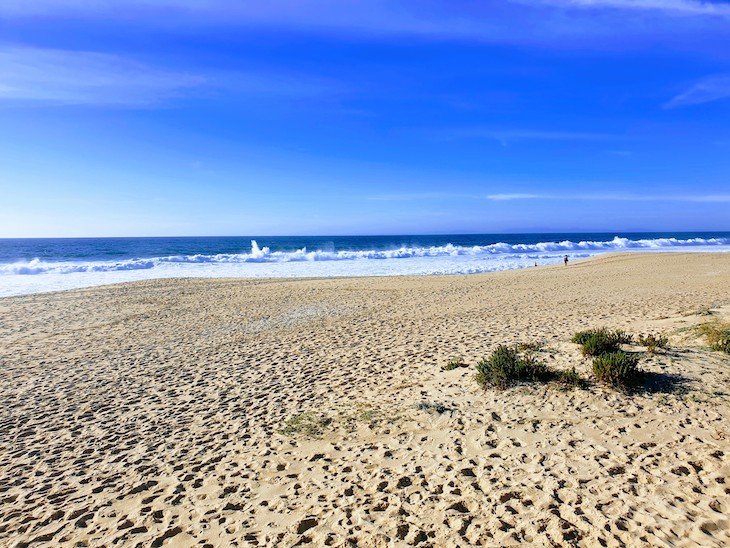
<box><xmin>1</xmin><ymin>0</ymin><xmax>729</xmax><ymax>237</ymax></box>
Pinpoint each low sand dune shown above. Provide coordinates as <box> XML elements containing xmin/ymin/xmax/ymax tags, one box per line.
<box><xmin>1</xmin><ymin>253</ymin><xmax>729</xmax><ymax>547</ymax></box>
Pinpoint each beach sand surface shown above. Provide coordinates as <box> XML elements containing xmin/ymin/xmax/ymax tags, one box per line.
<box><xmin>1</xmin><ymin>253</ymin><xmax>729</xmax><ymax>547</ymax></box>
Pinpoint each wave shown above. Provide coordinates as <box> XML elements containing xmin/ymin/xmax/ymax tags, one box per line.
<box><xmin>1</xmin><ymin>236</ymin><xmax>729</xmax><ymax>276</ymax></box>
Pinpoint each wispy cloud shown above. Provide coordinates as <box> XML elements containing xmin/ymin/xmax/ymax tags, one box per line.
<box><xmin>0</xmin><ymin>47</ymin><xmax>204</xmax><ymax>106</ymax></box>
<box><xmin>371</xmin><ymin>191</ymin><xmax>730</xmax><ymax>203</ymax></box>
<box><xmin>487</xmin><ymin>129</ymin><xmax>616</xmax><ymax>145</ymax></box>
<box><xmin>2</xmin><ymin>1</ymin><xmax>727</xmax><ymax>46</ymax></box>
<box><xmin>0</xmin><ymin>46</ymin><xmax>343</xmax><ymax>107</ymax></box>
<box><xmin>486</xmin><ymin>193</ymin><xmax>545</xmax><ymax>201</ymax></box>
<box><xmin>485</xmin><ymin>192</ymin><xmax>730</xmax><ymax>202</ymax></box>
<box><xmin>5</xmin><ymin>0</ymin><xmax>729</xmax><ymax>19</ymax></box>
<box><xmin>684</xmin><ymin>194</ymin><xmax>730</xmax><ymax>202</ymax></box>
<box><xmin>665</xmin><ymin>74</ymin><xmax>730</xmax><ymax>108</ymax></box>
<box><xmin>0</xmin><ymin>1</ymin><xmax>496</xmax><ymax>41</ymax></box>
<box><xmin>368</xmin><ymin>192</ymin><xmax>479</xmax><ymax>201</ymax></box>
<box><xmin>428</xmin><ymin>128</ymin><xmax>619</xmax><ymax>146</ymax></box>
<box><xmin>533</xmin><ymin>0</ymin><xmax>730</xmax><ymax>16</ymax></box>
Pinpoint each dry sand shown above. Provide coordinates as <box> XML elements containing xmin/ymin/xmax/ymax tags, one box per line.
<box><xmin>1</xmin><ymin>252</ymin><xmax>729</xmax><ymax>547</ymax></box>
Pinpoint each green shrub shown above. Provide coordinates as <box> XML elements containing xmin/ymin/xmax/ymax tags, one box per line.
<box><xmin>592</xmin><ymin>351</ymin><xmax>642</xmax><ymax>387</ymax></box>
<box><xmin>637</xmin><ymin>333</ymin><xmax>669</xmax><ymax>353</ymax></box>
<box><xmin>715</xmin><ymin>337</ymin><xmax>730</xmax><ymax>354</ymax></box>
<box><xmin>571</xmin><ymin>330</ymin><xmax>593</xmax><ymax>345</ymax></box>
<box><xmin>557</xmin><ymin>367</ymin><xmax>585</xmax><ymax>389</ymax></box>
<box><xmin>697</xmin><ymin>322</ymin><xmax>730</xmax><ymax>354</ymax></box>
<box><xmin>442</xmin><ymin>356</ymin><xmax>468</xmax><ymax>370</ymax></box>
<box><xmin>572</xmin><ymin>328</ymin><xmax>632</xmax><ymax>356</ymax></box>
<box><xmin>476</xmin><ymin>345</ymin><xmax>551</xmax><ymax>389</ymax></box>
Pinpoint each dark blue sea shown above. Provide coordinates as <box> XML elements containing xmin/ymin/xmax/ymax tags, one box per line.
<box><xmin>1</xmin><ymin>232</ymin><xmax>729</xmax><ymax>296</ymax></box>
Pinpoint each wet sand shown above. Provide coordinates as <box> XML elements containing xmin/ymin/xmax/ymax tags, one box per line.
<box><xmin>1</xmin><ymin>253</ymin><xmax>729</xmax><ymax>547</ymax></box>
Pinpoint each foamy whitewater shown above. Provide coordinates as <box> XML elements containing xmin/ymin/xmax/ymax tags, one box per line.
<box><xmin>1</xmin><ymin>234</ymin><xmax>729</xmax><ymax>297</ymax></box>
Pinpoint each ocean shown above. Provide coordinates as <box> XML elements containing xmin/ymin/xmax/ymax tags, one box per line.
<box><xmin>1</xmin><ymin>232</ymin><xmax>729</xmax><ymax>297</ymax></box>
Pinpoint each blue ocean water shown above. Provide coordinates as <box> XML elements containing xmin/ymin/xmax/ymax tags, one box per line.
<box><xmin>1</xmin><ymin>232</ymin><xmax>729</xmax><ymax>297</ymax></box>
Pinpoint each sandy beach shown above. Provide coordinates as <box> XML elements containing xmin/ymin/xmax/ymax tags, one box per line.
<box><xmin>1</xmin><ymin>252</ymin><xmax>728</xmax><ymax>547</ymax></box>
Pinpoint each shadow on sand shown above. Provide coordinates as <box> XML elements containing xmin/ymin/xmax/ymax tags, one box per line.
<box><xmin>629</xmin><ymin>371</ymin><xmax>691</xmax><ymax>395</ymax></box>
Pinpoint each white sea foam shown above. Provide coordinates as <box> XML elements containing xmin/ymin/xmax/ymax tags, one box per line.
<box><xmin>1</xmin><ymin>236</ymin><xmax>728</xmax><ymax>297</ymax></box>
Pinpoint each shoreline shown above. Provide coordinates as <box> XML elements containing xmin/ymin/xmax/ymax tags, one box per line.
<box><xmin>2</xmin><ymin>250</ymin><xmax>727</xmax><ymax>300</ymax></box>
<box><xmin>1</xmin><ymin>252</ymin><xmax>729</xmax><ymax>546</ymax></box>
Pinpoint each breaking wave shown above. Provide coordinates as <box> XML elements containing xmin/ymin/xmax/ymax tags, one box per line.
<box><xmin>1</xmin><ymin>236</ymin><xmax>729</xmax><ymax>276</ymax></box>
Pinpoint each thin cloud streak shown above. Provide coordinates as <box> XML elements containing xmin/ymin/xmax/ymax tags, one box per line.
<box><xmin>2</xmin><ymin>0</ymin><xmax>728</xmax><ymax>46</ymax></box>
<box><xmin>371</xmin><ymin>192</ymin><xmax>730</xmax><ymax>202</ymax></box>
<box><xmin>429</xmin><ymin>128</ymin><xmax>619</xmax><ymax>145</ymax></box>
<box><xmin>5</xmin><ymin>0</ymin><xmax>730</xmax><ymax>19</ymax></box>
<box><xmin>0</xmin><ymin>46</ymin><xmax>343</xmax><ymax>107</ymax></box>
<box><xmin>665</xmin><ymin>74</ymin><xmax>730</xmax><ymax>108</ymax></box>
<box><xmin>368</xmin><ymin>192</ymin><xmax>480</xmax><ymax>202</ymax></box>
<box><xmin>0</xmin><ymin>47</ymin><xmax>204</xmax><ymax>106</ymax></box>
<box><xmin>485</xmin><ymin>129</ymin><xmax>616</xmax><ymax>145</ymax></box>
<box><xmin>535</xmin><ymin>0</ymin><xmax>730</xmax><ymax>16</ymax></box>
<box><xmin>486</xmin><ymin>193</ymin><xmax>545</xmax><ymax>201</ymax></box>
<box><xmin>486</xmin><ymin>192</ymin><xmax>730</xmax><ymax>202</ymax></box>
<box><xmin>0</xmin><ymin>1</ymin><xmax>502</xmax><ymax>41</ymax></box>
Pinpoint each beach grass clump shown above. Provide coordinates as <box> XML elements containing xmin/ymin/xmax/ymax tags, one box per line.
<box><xmin>637</xmin><ymin>333</ymin><xmax>669</xmax><ymax>354</ymax></box>
<box><xmin>516</xmin><ymin>341</ymin><xmax>543</xmax><ymax>353</ymax></box>
<box><xmin>697</xmin><ymin>321</ymin><xmax>730</xmax><ymax>354</ymax></box>
<box><xmin>592</xmin><ymin>351</ymin><xmax>642</xmax><ymax>387</ymax></box>
<box><xmin>572</xmin><ymin>328</ymin><xmax>632</xmax><ymax>357</ymax></box>
<box><xmin>358</xmin><ymin>407</ymin><xmax>380</xmax><ymax>423</ymax></box>
<box><xmin>556</xmin><ymin>367</ymin><xmax>585</xmax><ymax>389</ymax></box>
<box><xmin>476</xmin><ymin>345</ymin><xmax>551</xmax><ymax>389</ymax></box>
<box><xmin>442</xmin><ymin>356</ymin><xmax>468</xmax><ymax>371</ymax></box>
<box><xmin>279</xmin><ymin>412</ymin><xmax>333</xmax><ymax>437</ymax></box>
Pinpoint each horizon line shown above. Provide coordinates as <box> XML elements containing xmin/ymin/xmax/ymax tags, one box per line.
<box><xmin>2</xmin><ymin>229</ymin><xmax>730</xmax><ymax>240</ymax></box>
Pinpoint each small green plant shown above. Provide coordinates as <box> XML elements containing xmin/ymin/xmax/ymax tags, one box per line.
<box><xmin>637</xmin><ymin>333</ymin><xmax>669</xmax><ymax>354</ymax></box>
<box><xmin>556</xmin><ymin>367</ymin><xmax>585</xmax><ymax>389</ymax></box>
<box><xmin>592</xmin><ymin>351</ymin><xmax>642</xmax><ymax>387</ymax></box>
<box><xmin>359</xmin><ymin>408</ymin><xmax>380</xmax><ymax>422</ymax></box>
<box><xmin>516</xmin><ymin>341</ymin><xmax>542</xmax><ymax>352</ymax></box>
<box><xmin>572</xmin><ymin>328</ymin><xmax>632</xmax><ymax>356</ymax></box>
<box><xmin>442</xmin><ymin>356</ymin><xmax>468</xmax><ymax>370</ymax></box>
<box><xmin>697</xmin><ymin>322</ymin><xmax>730</xmax><ymax>354</ymax></box>
<box><xmin>476</xmin><ymin>345</ymin><xmax>551</xmax><ymax>389</ymax></box>
<box><xmin>279</xmin><ymin>412</ymin><xmax>333</xmax><ymax>437</ymax></box>
<box><xmin>571</xmin><ymin>331</ymin><xmax>592</xmax><ymax>345</ymax></box>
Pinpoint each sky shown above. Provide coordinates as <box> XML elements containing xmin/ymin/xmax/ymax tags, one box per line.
<box><xmin>0</xmin><ymin>0</ymin><xmax>729</xmax><ymax>237</ymax></box>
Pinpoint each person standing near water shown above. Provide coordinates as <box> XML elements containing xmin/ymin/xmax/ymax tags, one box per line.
<box><xmin>564</xmin><ymin>255</ymin><xmax>569</xmax><ymax>266</ymax></box>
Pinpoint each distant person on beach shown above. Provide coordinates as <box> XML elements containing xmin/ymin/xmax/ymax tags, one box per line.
<box><xmin>564</xmin><ymin>255</ymin><xmax>569</xmax><ymax>266</ymax></box>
